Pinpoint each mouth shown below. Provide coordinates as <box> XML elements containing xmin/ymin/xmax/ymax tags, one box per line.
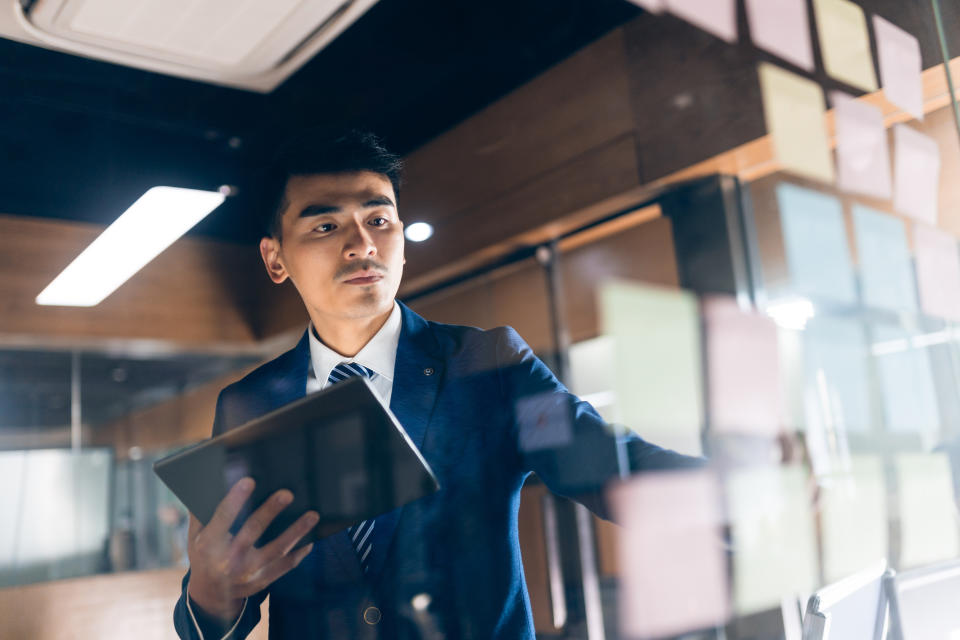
<box><xmin>342</xmin><ymin>270</ymin><xmax>384</xmax><ymax>285</ymax></box>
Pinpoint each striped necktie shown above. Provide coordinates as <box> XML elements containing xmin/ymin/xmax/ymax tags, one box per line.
<box><xmin>327</xmin><ymin>362</ymin><xmax>377</xmax><ymax>573</ymax></box>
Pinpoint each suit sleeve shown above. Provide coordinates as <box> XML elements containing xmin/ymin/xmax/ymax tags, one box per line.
<box><xmin>495</xmin><ymin>326</ymin><xmax>704</xmax><ymax>521</ymax></box>
<box><xmin>173</xmin><ymin>390</ymin><xmax>270</xmax><ymax>640</ymax></box>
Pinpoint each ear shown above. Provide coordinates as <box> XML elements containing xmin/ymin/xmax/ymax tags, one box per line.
<box><xmin>259</xmin><ymin>236</ymin><xmax>289</xmax><ymax>284</ymax></box>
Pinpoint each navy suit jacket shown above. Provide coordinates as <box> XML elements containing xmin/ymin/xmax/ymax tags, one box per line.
<box><xmin>174</xmin><ymin>303</ymin><xmax>698</xmax><ymax>639</ymax></box>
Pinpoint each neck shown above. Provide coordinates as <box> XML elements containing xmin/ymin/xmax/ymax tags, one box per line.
<box><xmin>310</xmin><ymin>305</ymin><xmax>393</xmax><ymax>357</ymax></box>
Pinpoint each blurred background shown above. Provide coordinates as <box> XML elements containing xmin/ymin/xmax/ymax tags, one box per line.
<box><xmin>1</xmin><ymin>0</ymin><xmax>959</xmax><ymax>638</ymax></box>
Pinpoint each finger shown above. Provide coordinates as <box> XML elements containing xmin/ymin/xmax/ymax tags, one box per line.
<box><xmin>257</xmin><ymin>511</ymin><xmax>320</xmax><ymax>561</ymax></box>
<box><xmin>240</xmin><ymin>543</ymin><xmax>314</xmax><ymax>596</ymax></box>
<box><xmin>205</xmin><ymin>477</ymin><xmax>256</xmax><ymax>537</ymax></box>
<box><xmin>229</xmin><ymin>489</ymin><xmax>294</xmax><ymax>553</ymax></box>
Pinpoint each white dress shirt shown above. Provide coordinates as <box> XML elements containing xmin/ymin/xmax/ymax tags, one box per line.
<box><xmin>305</xmin><ymin>301</ymin><xmax>401</xmax><ymax>404</ymax></box>
<box><xmin>188</xmin><ymin>302</ymin><xmax>402</xmax><ymax>640</ymax></box>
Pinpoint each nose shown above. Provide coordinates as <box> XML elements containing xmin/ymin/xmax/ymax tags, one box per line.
<box><xmin>343</xmin><ymin>220</ymin><xmax>377</xmax><ymax>259</ymax></box>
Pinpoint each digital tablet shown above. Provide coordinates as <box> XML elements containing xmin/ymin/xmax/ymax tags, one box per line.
<box><xmin>153</xmin><ymin>376</ymin><xmax>439</xmax><ymax>544</ymax></box>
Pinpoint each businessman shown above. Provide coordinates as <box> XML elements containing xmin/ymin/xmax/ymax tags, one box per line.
<box><xmin>173</xmin><ymin>131</ymin><xmax>699</xmax><ymax>639</ymax></box>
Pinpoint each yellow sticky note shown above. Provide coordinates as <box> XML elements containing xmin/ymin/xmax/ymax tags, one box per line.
<box><xmin>813</xmin><ymin>0</ymin><xmax>878</xmax><ymax>92</ymax></box>
<box><xmin>600</xmin><ymin>281</ymin><xmax>703</xmax><ymax>456</ymax></box>
<box><xmin>896</xmin><ymin>453</ymin><xmax>960</xmax><ymax>568</ymax></box>
<box><xmin>758</xmin><ymin>63</ymin><xmax>835</xmax><ymax>184</ymax></box>
<box><xmin>727</xmin><ymin>464</ymin><xmax>818</xmax><ymax>615</ymax></box>
<box><xmin>820</xmin><ymin>456</ymin><xmax>888</xmax><ymax>583</ymax></box>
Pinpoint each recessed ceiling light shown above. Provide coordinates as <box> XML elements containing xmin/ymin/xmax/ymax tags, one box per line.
<box><xmin>36</xmin><ymin>187</ymin><xmax>226</xmax><ymax>307</ymax></box>
<box><xmin>404</xmin><ymin>222</ymin><xmax>434</xmax><ymax>242</ymax></box>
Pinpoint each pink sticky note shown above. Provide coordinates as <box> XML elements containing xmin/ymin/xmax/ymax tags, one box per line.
<box><xmin>874</xmin><ymin>16</ymin><xmax>924</xmax><ymax>121</ymax></box>
<box><xmin>914</xmin><ymin>224</ymin><xmax>960</xmax><ymax>321</ymax></box>
<box><xmin>608</xmin><ymin>470</ymin><xmax>730</xmax><ymax>638</ymax></box>
<box><xmin>666</xmin><ymin>0</ymin><xmax>738</xmax><ymax>43</ymax></box>
<box><xmin>626</xmin><ymin>0</ymin><xmax>665</xmax><ymax>12</ymax></box>
<box><xmin>832</xmin><ymin>92</ymin><xmax>893</xmax><ymax>199</ymax></box>
<box><xmin>894</xmin><ymin>124</ymin><xmax>941</xmax><ymax>225</ymax></box>
<box><xmin>745</xmin><ymin>0</ymin><xmax>815</xmax><ymax>72</ymax></box>
<box><xmin>703</xmin><ymin>296</ymin><xmax>783</xmax><ymax>436</ymax></box>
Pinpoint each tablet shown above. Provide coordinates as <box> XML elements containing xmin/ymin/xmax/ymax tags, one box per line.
<box><xmin>153</xmin><ymin>376</ymin><xmax>439</xmax><ymax>544</ymax></box>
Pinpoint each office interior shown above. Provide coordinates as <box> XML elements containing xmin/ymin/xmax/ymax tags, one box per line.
<box><xmin>1</xmin><ymin>0</ymin><xmax>959</xmax><ymax>638</ymax></box>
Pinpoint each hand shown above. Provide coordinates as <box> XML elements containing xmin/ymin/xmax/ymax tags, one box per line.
<box><xmin>186</xmin><ymin>477</ymin><xmax>318</xmax><ymax>621</ymax></box>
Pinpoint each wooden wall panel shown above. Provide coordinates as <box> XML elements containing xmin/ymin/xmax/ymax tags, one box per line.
<box><xmin>517</xmin><ymin>483</ymin><xmax>560</xmax><ymax>634</ymax></box>
<box><xmin>0</xmin><ymin>568</ymin><xmax>268</xmax><ymax>640</ymax></box>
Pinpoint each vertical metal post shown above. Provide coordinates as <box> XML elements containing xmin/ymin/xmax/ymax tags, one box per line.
<box><xmin>70</xmin><ymin>350</ymin><xmax>81</xmax><ymax>451</ymax></box>
<box><xmin>537</xmin><ymin>241</ymin><xmax>606</xmax><ymax>640</ymax></box>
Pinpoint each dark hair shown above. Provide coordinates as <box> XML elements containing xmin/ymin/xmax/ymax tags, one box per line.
<box><xmin>263</xmin><ymin>129</ymin><xmax>403</xmax><ymax>239</ymax></box>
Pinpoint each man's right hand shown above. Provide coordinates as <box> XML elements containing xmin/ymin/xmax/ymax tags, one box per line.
<box><xmin>186</xmin><ymin>477</ymin><xmax>319</xmax><ymax>622</ymax></box>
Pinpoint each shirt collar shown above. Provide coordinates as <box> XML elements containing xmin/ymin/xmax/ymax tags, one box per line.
<box><xmin>308</xmin><ymin>301</ymin><xmax>401</xmax><ymax>385</ymax></box>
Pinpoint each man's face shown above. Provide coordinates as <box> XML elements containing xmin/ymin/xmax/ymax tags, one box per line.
<box><xmin>259</xmin><ymin>171</ymin><xmax>404</xmax><ymax>323</ymax></box>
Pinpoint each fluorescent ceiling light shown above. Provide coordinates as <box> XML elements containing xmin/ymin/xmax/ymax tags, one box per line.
<box><xmin>36</xmin><ymin>187</ymin><xmax>225</xmax><ymax>307</ymax></box>
<box><xmin>404</xmin><ymin>222</ymin><xmax>434</xmax><ymax>242</ymax></box>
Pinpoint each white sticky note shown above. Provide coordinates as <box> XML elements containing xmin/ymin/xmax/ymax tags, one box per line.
<box><xmin>600</xmin><ymin>281</ymin><xmax>703</xmax><ymax>456</ymax></box>
<box><xmin>874</xmin><ymin>15</ymin><xmax>924</xmax><ymax>121</ymax></box>
<box><xmin>626</xmin><ymin>0</ymin><xmax>665</xmax><ymax>12</ymax></box>
<box><xmin>913</xmin><ymin>224</ymin><xmax>960</xmax><ymax>321</ymax></box>
<box><xmin>609</xmin><ymin>470</ymin><xmax>730</xmax><ymax>637</ymax></box>
<box><xmin>727</xmin><ymin>465</ymin><xmax>818</xmax><ymax>615</ymax></box>
<box><xmin>852</xmin><ymin>205</ymin><xmax>917</xmax><ymax>312</ymax></box>
<box><xmin>896</xmin><ymin>454</ymin><xmax>960</xmax><ymax>568</ymax></box>
<box><xmin>777</xmin><ymin>183</ymin><xmax>856</xmax><ymax>304</ymax></box>
<box><xmin>893</xmin><ymin>124</ymin><xmax>941</xmax><ymax>225</ymax></box>
<box><xmin>820</xmin><ymin>456</ymin><xmax>888</xmax><ymax>583</ymax></box>
<box><xmin>703</xmin><ymin>296</ymin><xmax>783</xmax><ymax>436</ymax></box>
<box><xmin>666</xmin><ymin>0</ymin><xmax>738</xmax><ymax>44</ymax></box>
<box><xmin>872</xmin><ymin>324</ymin><xmax>940</xmax><ymax>438</ymax></box>
<box><xmin>813</xmin><ymin>0</ymin><xmax>878</xmax><ymax>92</ymax></box>
<box><xmin>568</xmin><ymin>335</ymin><xmax>618</xmax><ymax>423</ymax></box>
<box><xmin>759</xmin><ymin>63</ymin><xmax>834</xmax><ymax>184</ymax></box>
<box><xmin>745</xmin><ymin>0</ymin><xmax>815</xmax><ymax>72</ymax></box>
<box><xmin>802</xmin><ymin>318</ymin><xmax>872</xmax><ymax>476</ymax></box>
<box><xmin>833</xmin><ymin>92</ymin><xmax>893</xmax><ymax>199</ymax></box>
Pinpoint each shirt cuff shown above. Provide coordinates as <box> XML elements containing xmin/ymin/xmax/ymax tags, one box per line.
<box><xmin>186</xmin><ymin>591</ymin><xmax>248</xmax><ymax>640</ymax></box>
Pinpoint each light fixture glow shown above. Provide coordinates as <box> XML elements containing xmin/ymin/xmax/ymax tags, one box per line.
<box><xmin>765</xmin><ymin>297</ymin><xmax>815</xmax><ymax>331</ymax></box>
<box><xmin>404</xmin><ymin>222</ymin><xmax>434</xmax><ymax>242</ymax></box>
<box><xmin>36</xmin><ymin>186</ymin><xmax>226</xmax><ymax>307</ymax></box>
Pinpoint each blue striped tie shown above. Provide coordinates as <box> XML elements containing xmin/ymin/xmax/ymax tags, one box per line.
<box><xmin>327</xmin><ymin>362</ymin><xmax>378</xmax><ymax>573</ymax></box>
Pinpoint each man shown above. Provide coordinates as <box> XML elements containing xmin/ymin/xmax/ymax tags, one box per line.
<box><xmin>173</xmin><ymin>131</ymin><xmax>699</xmax><ymax>639</ymax></box>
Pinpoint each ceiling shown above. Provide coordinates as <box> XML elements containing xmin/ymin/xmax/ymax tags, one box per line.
<box><xmin>0</xmin><ymin>0</ymin><xmax>643</xmax><ymax>244</ymax></box>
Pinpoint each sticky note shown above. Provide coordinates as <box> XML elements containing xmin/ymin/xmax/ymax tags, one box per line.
<box><xmin>777</xmin><ymin>183</ymin><xmax>856</xmax><ymax>303</ymax></box>
<box><xmin>600</xmin><ymin>281</ymin><xmax>703</xmax><ymax>456</ymax></box>
<box><xmin>759</xmin><ymin>63</ymin><xmax>834</xmax><ymax>183</ymax></box>
<box><xmin>802</xmin><ymin>318</ymin><xmax>872</xmax><ymax>476</ymax></box>
<box><xmin>913</xmin><ymin>224</ymin><xmax>960</xmax><ymax>321</ymax></box>
<box><xmin>516</xmin><ymin>391</ymin><xmax>573</xmax><ymax>451</ymax></box>
<box><xmin>896</xmin><ymin>453</ymin><xmax>960</xmax><ymax>568</ymax></box>
<box><xmin>833</xmin><ymin>92</ymin><xmax>893</xmax><ymax>199</ymax></box>
<box><xmin>852</xmin><ymin>205</ymin><xmax>917</xmax><ymax>312</ymax></box>
<box><xmin>819</xmin><ymin>456</ymin><xmax>888</xmax><ymax>583</ymax></box>
<box><xmin>666</xmin><ymin>0</ymin><xmax>737</xmax><ymax>43</ymax></box>
<box><xmin>727</xmin><ymin>465</ymin><xmax>818</xmax><ymax>615</ymax></box>
<box><xmin>813</xmin><ymin>0</ymin><xmax>878</xmax><ymax>92</ymax></box>
<box><xmin>871</xmin><ymin>324</ymin><xmax>940</xmax><ymax>438</ymax></box>
<box><xmin>893</xmin><ymin>124</ymin><xmax>941</xmax><ymax>225</ymax></box>
<box><xmin>626</xmin><ymin>0</ymin><xmax>665</xmax><ymax>12</ymax></box>
<box><xmin>567</xmin><ymin>335</ymin><xmax>617</xmax><ymax>422</ymax></box>
<box><xmin>703</xmin><ymin>296</ymin><xmax>782</xmax><ymax>436</ymax></box>
<box><xmin>745</xmin><ymin>0</ymin><xmax>815</xmax><ymax>72</ymax></box>
<box><xmin>874</xmin><ymin>16</ymin><xmax>924</xmax><ymax>121</ymax></box>
<box><xmin>609</xmin><ymin>470</ymin><xmax>730</xmax><ymax>637</ymax></box>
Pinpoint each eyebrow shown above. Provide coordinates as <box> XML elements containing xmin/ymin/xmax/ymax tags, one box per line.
<box><xmin>296</xmin><ymin>196</ymin><xmax>396</xmax><ymax>219</ymax></box>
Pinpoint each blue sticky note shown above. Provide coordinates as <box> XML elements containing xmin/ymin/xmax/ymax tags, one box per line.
<box><xmin>803</xmin><ymin>317</ymin><xmax>872</xmax><ymax>435</ymax></box>
<box><xmin>852</xmin><ymin>205</ymin><xmax>918</xmax><ymax>312</ymax></box>
<box><xmin>777</xmin><ymin>184</ymin><xmax>857</xmax><ymax>304</ymax></box>
<box><xmin>872</xmin><ymin>324</ymin><xmax>940</xmax><ymax>437</ymax></box>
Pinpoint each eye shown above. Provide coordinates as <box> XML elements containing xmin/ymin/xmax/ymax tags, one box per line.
<box><xmin>369</xmin><ymin>217</ymin><xmax>389</xmax><ymax>227</ymax></box>
<box><xmin>314</xmin><ymin>222</ymin><xmax>337</xmax><ymax>233</ymax></box>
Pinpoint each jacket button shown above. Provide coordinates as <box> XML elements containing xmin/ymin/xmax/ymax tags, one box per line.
<box><xmin>363</xmin><ymin>606</ymin><xmax>382</xmax><ymax>625</ymax></box>
<box><xmin>423</xmin><ymin>367</ymin><xmax>434</xmax><ymax>376</ymax></box>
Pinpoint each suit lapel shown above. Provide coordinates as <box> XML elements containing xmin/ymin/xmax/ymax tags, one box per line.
<box><xmin>364</xmin><ymin>303</ymin><xmax>444</xmax><ymax>585</ymax></box>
